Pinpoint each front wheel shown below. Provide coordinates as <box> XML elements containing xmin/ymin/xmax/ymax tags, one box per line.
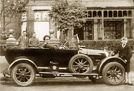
<box><xmin>11</xmin><ymin>63</ymin><xmax>35</xmax><ymax>86</ymax></box>
<box><xmin>102</xmin><ymin>62</ymin><xmax>125</xmax><ymax>85</ymax></box>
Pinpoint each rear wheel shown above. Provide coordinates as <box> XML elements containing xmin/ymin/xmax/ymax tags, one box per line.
<box><xmin>69</xmin><ymin>54</ymin><xmax>93</xmax><ymax>73</ymax></box>
<box><xmin>102</xmin><ymin>62</ymin><xmax>125</xmax><ymax>85</ymax></box>
<box><xmin>11</xmin><ymin>63</ymin><xmax>35</xmax><ymax>86</ymax></box>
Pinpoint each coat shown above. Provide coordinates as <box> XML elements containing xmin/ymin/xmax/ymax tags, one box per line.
<box><xmin>114</xmin><ymin>44</ymin><xmax>132</xmax><ymax>62</ymax></box>
<box><xmin>18</xmin><ymin>36</ymin><xmax>29</xmax><ymax>48</ymax></box>
<box><xmin>29</xmin><ymin>37</ymin><xmax>40</xmax><ymax>47</ymax></box>
<box><xmin>43</xmin><ymin>43</ymin><xmax>58</xmax><ymax>49</ymax></box>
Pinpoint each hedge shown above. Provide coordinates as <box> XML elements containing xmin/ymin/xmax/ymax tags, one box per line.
<box><xmin>80</xmin><ymin>39</ymin><xmax>134</xmax><ymax>51</ymax></box>
<box><xmin>1</xmin><ymin>39</ymin><xmax>134</xmax><ymax>56</ymax></box>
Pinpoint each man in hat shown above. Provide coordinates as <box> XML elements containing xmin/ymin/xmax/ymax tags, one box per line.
<box><xmin>113</xmin><ymin>37</ymin><xmax>132</xmax><ymax>84</ymax></box>
<box><xmin>18</xmin><ymin>31</ymin><xmax>29</xmax><ymax>48</ymax></box>
<box><xmin>43</xmin><ymin>35</ymin><xmax>58</xmax><ymax>49</ymax></box>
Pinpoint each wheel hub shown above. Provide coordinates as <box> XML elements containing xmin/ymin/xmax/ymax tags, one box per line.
<box><xmin>16</xmin><ymin>67</ymin><xmax>31</xmax><ymax>82</ymax></box>
<box><xmin>79</xmin><ymin>64</ymin><xmax>84</xmax><ymax>69</ymax></box>
<box><xmin>108</xmin><ymin>68</ymin><xmax>121</xmax><ymax>78</ymax></box>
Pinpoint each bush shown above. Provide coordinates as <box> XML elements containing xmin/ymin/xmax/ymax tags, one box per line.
<box><xmin>80</xmin><ymin>39</ymin><xmax>134</xmax><ymax>51</ymax></box>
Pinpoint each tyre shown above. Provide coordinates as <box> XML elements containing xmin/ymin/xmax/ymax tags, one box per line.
<box><xmin>89</xmin><ymin>75</ymin><xmax>103</xmax><ymax>83</ymax></box>
<box><xmin>69</xmin><ymin>54</ymin><xmax>93</xmax><ymax>73</ymax></box>
<box><xmin>102</xmin><ymin>62</ymin><xmax>125</xmax><ymax>85</ymax></box>
<box><xmin>11</xmin><ymin>63</ymin><xmax>35</xmax><ymax>86</ymax></box>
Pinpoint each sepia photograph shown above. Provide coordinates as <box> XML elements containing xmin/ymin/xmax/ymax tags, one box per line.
<box><xmin>0</xmin><ymin>0</ymin><xmax>134</xmax><ymax>91</ymax></box>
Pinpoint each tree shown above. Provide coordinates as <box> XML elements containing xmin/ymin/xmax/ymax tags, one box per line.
<box><xmin>0</xmin><ymin>0</ymin><xmax>29</xmax><ymax>40</ymax></box>
<box><xmin>49</xmin><ymin>0</ymin><xmax>86</xmax><ymax>42</ymax></box>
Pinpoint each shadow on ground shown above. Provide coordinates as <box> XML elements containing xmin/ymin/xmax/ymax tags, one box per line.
<box><xmin>0</xmin><ymin>76</ymin><xmax>105</xmax><ymax>87</ymax></box>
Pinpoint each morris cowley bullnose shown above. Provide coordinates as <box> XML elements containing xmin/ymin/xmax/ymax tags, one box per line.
<box><xmin>5</xmin><ymin>45</ymin><xmax>126</xmax><ymax>86</ymax></box>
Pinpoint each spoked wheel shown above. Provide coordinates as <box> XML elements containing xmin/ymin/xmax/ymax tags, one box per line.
<box><xmin>11</xmin><ymin>63</ymin><xmax>35</xmax><ymax>86</ymax></box>
<box><xmin>89</xmin><ymin>75</ymin><xmax>103</xmax><ymax>82</ymax></box>
<box><xmin>102</xmin><ymin>62</ymin><xmax>125</xmax><ymax>85</ymax></box>
<box><xmin>69</xmin><ymin>54</ymin><xmax>93</xmax><ymax>73</ymax></box>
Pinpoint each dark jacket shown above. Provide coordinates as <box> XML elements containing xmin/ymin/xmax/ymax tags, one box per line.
<box><xmin>18</xmin><ymin>36</ymin><xmax>29</xmax><ymax>48</ymax></box>
<box><xmin>114</xmin><ymin>44</ymin><xmax>132</xmax><ymax>62</ymax></box>
<box><xmin>43</xmin><ymin>43</ymin><xmax>58</xmax><ymax>49</ymax></box>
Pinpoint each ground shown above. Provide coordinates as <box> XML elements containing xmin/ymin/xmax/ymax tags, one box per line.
<box><xmin>0</xmin><ymin>77</ymin><xmax>134</xmax><ymax>91</ymax></box>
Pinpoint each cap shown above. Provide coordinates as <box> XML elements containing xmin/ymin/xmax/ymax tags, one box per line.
<box><xmin>121</xmin><ymin>37</ymin><xmax>128</xmax><ymax>41</ymax></box>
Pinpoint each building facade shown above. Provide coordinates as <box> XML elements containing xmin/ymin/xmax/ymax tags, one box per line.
<box><xmin>1</xmin><ymin>0</ymin><xmax>134</xmax><ymax>41</ymax></box>
<box><xmin>26</xmin><ymin>0</ymin><xmax>55</xmax><ymax>41</ymax></box>
<box><xmin>78</xmin><ymin>0</ymin><xmax>134</xmax><ymax>40</ymax></box>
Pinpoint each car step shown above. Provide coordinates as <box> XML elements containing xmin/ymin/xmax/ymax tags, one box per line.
<box><xmin>39</xmin><ymin>72</ymin><xmax>99</xmax><ymax>77</ymax></box>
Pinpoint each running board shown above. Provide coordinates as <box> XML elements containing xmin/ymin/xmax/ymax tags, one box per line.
<box><xmin>39</xmin><ymin>72</ymin><xmax>99</xmax><ymax>77</ymax></box>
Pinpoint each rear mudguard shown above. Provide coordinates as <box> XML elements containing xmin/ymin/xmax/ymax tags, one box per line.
<box><xmin>8</xmin><ymin>57</ymin><xmax>38</xmax><ymax>74</ymax></box>
<box><xmin>98</xmin><ymin>56</ymin><xmax>126</xmax><ymax>74</ymax></box>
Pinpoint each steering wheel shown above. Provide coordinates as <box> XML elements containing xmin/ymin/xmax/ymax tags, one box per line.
<box><xmin>59</xmin><ymin>41</ymin><xmax>69</xmax><ymax>49</ymax></box>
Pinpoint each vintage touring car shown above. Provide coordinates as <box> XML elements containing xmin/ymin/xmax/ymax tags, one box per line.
<box><xmin>5</xmin><ymin>45</ymin><xmax>126</xmax><ymax>86</ymax></box>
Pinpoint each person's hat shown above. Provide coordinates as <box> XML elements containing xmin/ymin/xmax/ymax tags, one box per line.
<box><xmin>121</xmin><ymin>36</ymin><xmax>128</xmax><ymax>41</ymax></box>
<box><xmin>43</xmin><ymin>35</ymin><xmax>50</xmax><ymax>40</ymax></box>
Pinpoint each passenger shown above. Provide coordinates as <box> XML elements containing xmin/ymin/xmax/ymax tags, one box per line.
<box><xmin>113</xmin><ymin>36</ymin><xmax>132</xmax><ymax>84</ymax></box>
<box><xmin>18</xmin><ymin>31</ymin><xmax>29</xmax><ymax>48</ymax></box>
<box><xmin>73</xmin><ymin>34</ymin><xmax>80</xmax><ymax>50</ymax></box>
<box><xmin>29</xmin><ymin>32</ymin><xmax>40</xmax><ymax>47</ymax></box>
<box><xmin>69</xmin><ymin>34</ymin><xmax>79</xmax><ymax>50</ymax></box>
<box><xmin>43</xmin><ymin>35</ymin><xmax>58</xmax><ymax>49</ymax></box>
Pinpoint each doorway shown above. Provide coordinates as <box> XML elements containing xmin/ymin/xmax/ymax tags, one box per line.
<box><xmin>34</xmin><ymin>22</ymin><xmax>49</xmax><ymax>41</ymax></box>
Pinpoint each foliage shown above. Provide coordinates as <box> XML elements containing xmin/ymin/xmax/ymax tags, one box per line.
<box><xmin>0</xmin><ymin>0</ymin><xmax>29</xmax><ymax>31</ymax></box>
<box><xmin>0</xmin><ymin>0</ymin><xmax>29</xmax><ymax>18</ymax></box>
<box><xmin>80</xmin><ymin>40</ymin><xmax>134</xmax><ymax>51</ymax></box>
<box><xmin>0</xmin><ymin>0</ymin><xmax>29</xmax><ymax>40</ymax></box>
<box><xmin>49</xmin><ymin>0</ymin><xmax>86</xmax><ymax>33</ymax></box>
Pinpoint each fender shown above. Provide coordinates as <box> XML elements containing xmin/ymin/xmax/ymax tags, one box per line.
<box><xmin>98</xmin><ymin>56</ymin><xmax>126</xmax><ymax>73</ymax></box>
<box><xmin>8</xmin><ymin>57</ymin><xmax>38</xmax><ymax>74</ymax></box>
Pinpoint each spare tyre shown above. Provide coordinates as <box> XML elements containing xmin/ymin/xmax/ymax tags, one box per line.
<box><xmin>68</xmin><ymin>54</ymin><xmax>93</xmax><ymax>73</ymax></box>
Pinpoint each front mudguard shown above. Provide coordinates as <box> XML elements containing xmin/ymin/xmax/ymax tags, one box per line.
<box><xmin>3</xmin><ymin>68</ymin><xmax>10</xmax><ymax>78</ymax></box>
<box><xmin>98</xmin><ymin>56</ymin><xmax>126</xmax><ymax>74</ymax></box>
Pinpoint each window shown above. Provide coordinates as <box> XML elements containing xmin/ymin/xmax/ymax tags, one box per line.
<box><xmin>98</xmin><ymin>11</ymin><xmax>102</xmax><ymax>17</ymax></box>
<box><xmin>104</xmin><ymin>20</ymin><xmax>124</xmax><ymax>39</ymax></box>
<box><xmin>128</xmin><ymin>11</ymin><xmax>132</xmax><ymax>17</ymax></box>
<box><xmin>118</xmin><ymin>11</ymin><xmax>122</xmax><ymax>17</ymax></box>
<box><xmin>109</xmin><ymin>11</ymin><xmax>112</xmax><ymax>17</ymax></box>
<box><xmin>84</xmin><ymin>21</ymin><xmax>94</xmax><ymax>40</ymax></box>
<box><xmin>88</xmin><ymin>11</ymin><xmax>92</xmax><ymax>17</ymax></box>
<box><xmin>34</xmin><ymin>10</ymin><xmax>49</xmax><ymax>22</ymax></box>
<box><xmin>123</xmin><ymin>11</ymin><xmax>127</xmax><ymax>17</ymax></box>
<box><xmin>104</xmin><ymin>11</ymin><xmax>107</xmax><ymax>17</ymax></box>
<box><xmin>126</xmin><ymin>19</ymin><xmax>132</xmax><ymax>38</ymax></box>
<box><xmin>113</xmin><ymin>11</ymin><xmax>117</xmax><ymax>17</ymax></box>
<box><xmin>93</xmin><ymin>11</ymin><xmax>97</xmax><ymax>17</ymax></box>
<box><xmin>85</xmin><ymin>10</ymin><xmax>132</xmax><ymax>18</ymax></box>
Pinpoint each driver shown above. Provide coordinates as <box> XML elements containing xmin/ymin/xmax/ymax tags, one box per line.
<box><xmin>43</xmin><ymin>35</ymin><xmax>58</xmax><ymax>49</ymax></box>
<box><xmin>43</xmin><ymin>34</ymin><xmax>80</xmax><ymax>50</ymax></box>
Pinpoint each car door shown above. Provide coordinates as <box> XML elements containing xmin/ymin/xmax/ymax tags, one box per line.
<box><xmin>28</xmin><ymin>48</ymin><xmax>54</xmax><ymax>67</ymax></box>
<box><xmin>52</xmin><ymin>49</ymin><xmax>78</xmax><ymax>67</ymax></box>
